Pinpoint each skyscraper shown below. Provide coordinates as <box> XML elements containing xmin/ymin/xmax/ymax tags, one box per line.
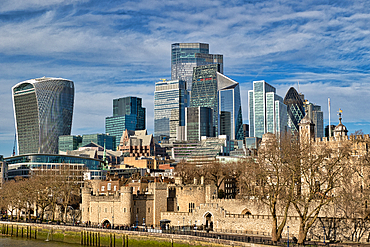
<box><xmin>12</xmin><ymin>77</ymin><xmax>74</xmax><ymax>155</ymax></box>
<box><xmin>154</xmin><ymin>79</ymin><xmax>188</xmax><ymax>138</ymax></box>
<box><xmin>171</xmin><ymin>43</ymin><xmax>223</xmax><ymax>91</ymax></box>
<box><xmin>105</xmin><ymin>96</ymin><xmax>146</xmax><ymax>140</ymax></box>
<box><xmin>248</xmin><ymin>80</ymin><xmax>288</xmax><ymax>138</ymax></box>
<box><xmin>305</xmin><ymin>103</ymin><xmax>324</xmax><ymax>138</ymax></box>
<box><xmin>185</xmin><ymin>107</ymin><xmax>213</xmax><ymax>142</ymax></box>
<box><xmin>190</xmin><ymin>64</ymin><xmax>243</xmax><ymax>139</ymax></box>
<box><xmin>218</xmin><ymin>73</ymin><xmax>243</xmax><ymax>140</ymax></box>
<box><xmin>284</xmin><ymin>87</ymin><xmax>305</xmax><ymax>134</ymax></box>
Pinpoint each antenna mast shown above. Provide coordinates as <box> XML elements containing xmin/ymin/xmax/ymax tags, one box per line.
<box><xmin>328</xmin><ymin>98</ymin><xmax>331</xmax><ymax>137</ymax></box>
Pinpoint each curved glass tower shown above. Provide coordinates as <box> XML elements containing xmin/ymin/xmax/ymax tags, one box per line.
<box><xmin>283</xmin><ymin>87</ymin><xmax>305</xmax><ymax>134</ymax></box>
<box><xmin>12</xmin><ymin>77</ymin><xmax>74</xmax><ymax>155</ymax></box>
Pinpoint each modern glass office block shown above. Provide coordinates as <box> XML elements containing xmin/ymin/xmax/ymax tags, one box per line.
<box><xmin>248</xmin><ymin>80</ymin><xmax>287</xmax><ymax>138</ymax></box>
<box><xmin>284</xmin><ymin>87</ymin><xmax>305</xmax><ymax>134</ymax></box>
<box><xmin>218</xmin><ymin>75</ymin><xmax>243</xmax><ymax>140</ymax></box>
<box><xmin>12</xmin><ymin>77</ymin><xmax>74</xmax><ymax>155</ymax></box>
<box><xmin>106</xmin><ymin>96</ymin><xmax>146</xmax><ymax>140</ymax></box>
<box><xmin>81</xmin><ymin>134</ymin><xmax>116</xmax><ymax>151</ymax></box>
<box><xmin>191</xmin><ymin>64</ymin><xmax>219</xmax><ymax>136</ymax></box>
<box><xmin>58</xmin><ymin>135</ymin><xmax>82</xmax><ymax>152</ymax></box>
<box><xmin>105</xmin><ymin>114</ymin><xmax>137</xmax><ymax>140</ymax></box>
<box><xmin>305</xmin><ymin>103</ymin><xmax>324</xmax><ymax>138</ymax></box>
<box><xmin>171</xmin><ymin>43</ymin><xmax>223</xmax><ymax>91</ymax></box>
<box><xmin>154</xmin><ymin>79</ymin><xmax>188</xmax><ymax>138</ymax></box>
<box><xmin>185</xmin><ymin>107</ymin><xmax>213</xmax><ymax>142</ymax></box>
<box><xmin>112</xmin><ymin>97</ymin><xmax>145</xmax><ymax>130</ymax></box>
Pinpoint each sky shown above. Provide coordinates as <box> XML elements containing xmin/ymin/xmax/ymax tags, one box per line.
<box><xmin>1</xmin><ymin>0</ymin><xmax>370</xmax><ymax>157</ymax></box>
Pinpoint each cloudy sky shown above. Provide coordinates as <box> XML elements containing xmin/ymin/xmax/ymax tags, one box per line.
<box><xmin>1</xmin><ymin>0</ymin><xmax>370</xmax><ymax>156</ymax></box>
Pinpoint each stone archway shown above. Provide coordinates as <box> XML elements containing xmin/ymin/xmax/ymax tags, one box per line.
<box><xmin>203</xmin><ymin>212</ymin><xmax>213</xmax><ymax>229</ymax></box>
<box><xmin>241</xmin><ymin>208</ymin><xmax>252</xmax><ymax>215</ymax></box>
<box><xmin>102</xmin><ymin>219</ymin><xmax>111</xmax><ymax>228</ymax></box>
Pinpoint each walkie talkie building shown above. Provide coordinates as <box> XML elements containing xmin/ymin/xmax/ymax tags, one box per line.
<box><xmin>12</xmin><ymin>77</ymin><xmax>74</xmax><ymax>155</ymax></box>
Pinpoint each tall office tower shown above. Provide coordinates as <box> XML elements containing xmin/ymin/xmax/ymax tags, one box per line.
<box><xmin>185</xmin><ymin>107</ymin><xmax>213</xmax><ymax>141</ymax></box>
<box><xmin>12</xmin><ymin>77</ymin><xmax>74</xmax><ymax>155</ymax></box>
<box><xmin>171</xmin><ymin>43</ymin><xmax>223</xmax><ymax>91</ymax></box>
<box><xmin>305</xmin><ymin>103</ymin><xmax>324</xmax><ymax>138</ymax></box>
<box><xmin>105</xmin><ymin>96</ymin><xmax>146</xmax><ymax>140</ymax></box>
<box><xmin>154</xmin><ymin>79</ymin><xmax>188</xmax><ymax>138</ymax></box>
<box><xmin>190</xmin><ymin>64</ymin><xmax>243</xmax><ymax>139</ymax></box>
<box><xmin>248</xmin><ymin>80</ymin><xmax>288</xmax><ymax>138</ymax></box>
<box><xmin>218</xmin><ymin>73</ymin><xmax>244</xmax><ymax>140</ymax></box>
<box><xmin>284</xmin><ymin>87</ymin><xmax>305</xmax><ymax>134</ymax></box>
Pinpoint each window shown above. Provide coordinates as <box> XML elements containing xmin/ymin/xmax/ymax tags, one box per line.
<box><xmin>148</xmin><ymin>208</ymin><xmax>150</xmax><ymax>213</ymax></box>
<box><xmin>114</xmin><ymin>185</ymin><xmax>117</xmax><ymax>191</ymax></box>
<box><xmin>124</xmin><ymin>208</ymin><xmax>126</xmax><ymax>213</ymax></box>
<box><xmin>105</xmin><ymin>208</ymin><xmax>107</xmax><ymax>213</ymax></box>
<box><xmin>108</xmin><ymin>183</ymin><xmax>111</xmax><ymax>190</ymax></box>
<box><xmin>137</xmin><ymin>208</ymin><xmax>139</xmax><ymax>213</ymax></box>
<box><xmin>189</xmin><ymin>202</ymin><xmax>195</xmax><ymax>212</ymax></box>
<box><xmin>101</xmin><ymin>186</ymin><xmax>105</xmax><ymax>192</ymax></box>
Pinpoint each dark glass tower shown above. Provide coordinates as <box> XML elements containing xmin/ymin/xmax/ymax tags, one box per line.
<box><xmin>191</xmin><ymin>64</ymin><xmax>220</xmax><ymax>137</ymax></box>
<box><xmin>171</xmin><ymin>43</ymin><xmax>223</xmax><ymax>91</ymax></box>
<box><xmin>106</xmin><ymin>96</ymin><xmax>146</xmax><ymax>140</ymax></box>
<box><xmin>12</xmin><ymin>77</ymin><xmax>74</xmax><ymax>155</ymax></box>
<box><xmin>284</xmin><ymin>87</ymin><xmax>305</xmax><ymax>134</ymax></box>
<box><xmin>113</xmin><ymin>97</ymin><xmax>145</xmax><ymax>130</ymax></box>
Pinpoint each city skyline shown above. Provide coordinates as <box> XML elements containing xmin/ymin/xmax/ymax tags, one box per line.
<box><xmin>1</xmin><ymin>0</ymin><xmax>370</xmax><ymax>156</ymax></box>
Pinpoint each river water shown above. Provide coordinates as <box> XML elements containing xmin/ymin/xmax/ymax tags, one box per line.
<box><xmin>0</xmin><ymin>237</ymin><xmax>83</xmax><ymax>246</ymax></box>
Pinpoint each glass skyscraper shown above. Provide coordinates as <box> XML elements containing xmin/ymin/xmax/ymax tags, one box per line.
<box><xmin>305</xmin><ymin>103</ymin><xmax>324</xmax><ymax>138</ymax></box>
<box><xmin>154</xmin><ymin>79</ymin><xmax>188</xmax><ymax>138</ymax></box>
<box><xmin>218</xmin><ymin>73</ymin><xmax>243</xmax><ymax>140</ymax></box>
<box><xmin>284</xmin><ymin>87</ymin><xmax>305</xmax><ymax>134</ymax></box>
<box><xmin>185</xmin><ymin>107</ymin><xmax>213</xmax><ymax>142</ymax></box>
<box><xmin>191</xmin><ymin>64</ymin><xmax>220</xmax><ymax>137</ymax></box>
<box><xmin>12</xmin><ymin>77</ymin><xmax>74</xmax><ymax>155</ymax></box>
<box><xmin>248</xmin><ymin>80</ymin><xmax>288</xmax><ymax>138</ymax></box>
<box><xmin>105</xmin><ymin>96</ymin><xmax>145</xmax><ymax>140</ymax></box>
<box><xmin>171</xmin><ymin>43</ymin><xmax>223</xmax><ymax>91</ymax></box>
<box><xmin>191</xmin><ymin>64</ymin><xmax>243</xmax><ymax>139</ymax></box>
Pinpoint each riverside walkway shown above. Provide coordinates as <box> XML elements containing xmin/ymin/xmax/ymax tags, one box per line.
<box><xmin>0</xmin><ymin>220</ymin><xmax>367</xmax><ymax>247</ymax></box>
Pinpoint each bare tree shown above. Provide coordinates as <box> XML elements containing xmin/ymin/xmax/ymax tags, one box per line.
<box><xmin>240</xmin><ymin>133</ymin><xmax>298</xmax><ymax>242</ymax></box>
<box><xmin>292</xmin><ymin>139</ymin><xmax>352</xmax><ymax>244</ymax></box>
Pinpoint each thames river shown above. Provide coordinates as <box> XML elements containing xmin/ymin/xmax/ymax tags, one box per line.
<box><xmin>0</xmin><ymin>237</ymin><xmax>83</xmax><ymax>246</ymax></box>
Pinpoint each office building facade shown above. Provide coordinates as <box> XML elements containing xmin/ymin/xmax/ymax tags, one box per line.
<box><xmin>191</xmin><ymin>64</ymin><xmax>243</xmax><ymax>139</ymax></box>
<box><xmin>12</xmin><ymin>77</ymin><xmax>74</xmax><ymax>155</ymax></box>
<box><xmin>218</xmin><ymin>73</ymin><xmax>243</xmax><ymax>140</ymax></box>
<box><xmin>248</xmin><ymin>80</ymin><xmax>288</xmax><ymax>138</ymax></box>
<box><xmin>106</xmin><ymin>97</ymin><xmax>145</xmax><ymax>140</ymax></box>
<box><xmin>154</xmin><ymin>79</ymin><xmax>188</xmax><ymax>138</ymax></box>
<box><xmin>58</xmin><ymin>135</ymin><xmax>83</xmax><ymax>152</ymax></box>
<box><xmin>305</xmin><ymin>103</ymin><xmax>324</xmax><ymax>138</ymax></box>
<box><xmin>171</xmin><ymin>43</ymin><xmax>223</xmax><ymax>91</ymax></box>
<box><xmin>185</xmin><ymin>107</ymin><xmax>213</xmax><ymax>142</ymax></box>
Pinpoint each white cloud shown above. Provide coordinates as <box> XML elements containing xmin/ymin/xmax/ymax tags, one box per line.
<box><xmin>1</xmin><ymin>0</ymin><xmax>370</xmax><ymax>156</ymax></box>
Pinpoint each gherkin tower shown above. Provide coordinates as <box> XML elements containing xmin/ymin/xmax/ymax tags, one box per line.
<box><xmin>12</xmin><ymin>77</ymin><xmax>74</xmax><ymax>155</ymax></box>
<box><xmin>283</xmin><ymin>87</ymin><xmax>305</xmax><ymax>134</ymax></box>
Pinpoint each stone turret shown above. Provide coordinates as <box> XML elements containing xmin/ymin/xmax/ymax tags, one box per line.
<box><xmin>333</xmin><ymin>109</ymin><xmax>348</xmax><ymax>139</ymax></box>
<box><xmin>299</xmin><ymin>110</ymin><xmax>315</xmax><ymax>142</ymax></box>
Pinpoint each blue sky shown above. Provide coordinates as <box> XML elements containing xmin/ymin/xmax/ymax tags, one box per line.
<box><xmin>1</xmin><ymin>0</ymin><xmax>370</xmax><ymax>157</ymax></box>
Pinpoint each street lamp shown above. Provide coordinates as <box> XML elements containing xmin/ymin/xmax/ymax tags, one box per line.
<box><xmin>287</xmin><ymin>226</ymin><xmax>289</xmax><ymax>247</ymax></box>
